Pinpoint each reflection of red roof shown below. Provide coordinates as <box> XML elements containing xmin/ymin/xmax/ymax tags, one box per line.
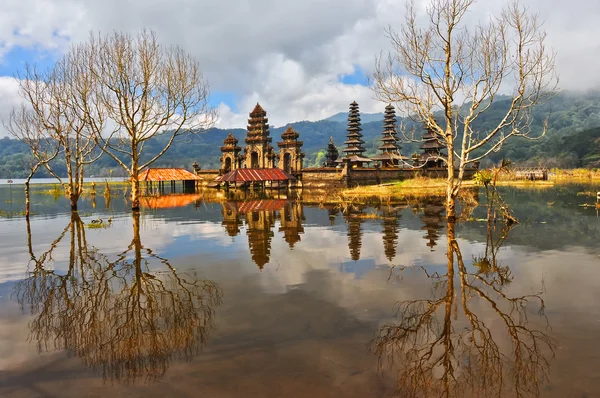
<box><xmin>138</xmin><ymin>168</ymin><xmax>202</xmax><ymax>182</ymax></box>
<box><xmin>217</xmin><ymin>168</ymin><xmax>295</xmax><ymax>183</ymax></box>
<box><xmin>141</xmin><ymin>194</ymin><xmax>203</xmax><ymax>209</ymax></box>
<box><xmin>225</xmin><ymin>200</ymin><xmax>288</xmax><ymax>213</ymax></box>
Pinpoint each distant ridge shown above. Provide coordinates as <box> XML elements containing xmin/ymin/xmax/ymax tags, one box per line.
<box><xmin>3</xmin><ymin>90</ymin><xmax>600</xmax><ymax>178</ymax></box>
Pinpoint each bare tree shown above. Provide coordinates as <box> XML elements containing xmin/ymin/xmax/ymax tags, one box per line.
<box><xmin>84</xmin><ymin>30</ymin><xmax>217</xmax><ymax>211</ymax></box>
<box><xmin>373</xmin><ymin>0</ymin><xmax>558</xmax><ymax>220</ymax></box>
<box><xmin>374</xmin><ymin>220</ymin><xmax>554</xmax><ymax>397</ymax></box>
<box><xmin>12</xmin><ymin>52</ymin><xmax>103</xmax><ymax>211</ymax></box>
<box><xmin>14</xmin><ymin>212</ymin><xmax>222</xmax><ymax>383</ymax></box>
<box><xmin>5</xmin><ymin>105</ymin><xmax>61</xmax><ymax>217</ymax></box>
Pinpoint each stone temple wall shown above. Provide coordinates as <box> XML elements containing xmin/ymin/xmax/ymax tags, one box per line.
<box><xmin>300</xmin><ymin>167</ymin><xmax>478</xmax><ymax>188</ymax></box>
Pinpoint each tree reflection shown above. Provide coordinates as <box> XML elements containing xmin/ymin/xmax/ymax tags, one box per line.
<box><xmin>15</xmin><ymin>213</ymin><xmax>222</xmax><ymax>383</ymax></box>
<box><xmin>374</xmin><ymin>220</ymin><xmax>554</xmax><ymax>397</ymax></box>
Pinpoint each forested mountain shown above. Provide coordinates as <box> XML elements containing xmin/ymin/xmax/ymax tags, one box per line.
<box><xmin>2</xmin><ymin>90</ymin><xmax>600</xmax><ymax>178</ymax></box>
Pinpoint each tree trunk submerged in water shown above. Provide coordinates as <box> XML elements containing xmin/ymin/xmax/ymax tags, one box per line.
<box><xmin>70</xmin><ymin>194</ymin><xmax>79</xmax><ymax>212</ymax></box>
<box><xmin>131</xmin><ymin>179</ymin><xmax>140</xmax><ymax>212</ymax></box>
<box><xmin>25</xmin><ymin>180</ymin><xmax>31</xmax><ymax>217</ymax></box>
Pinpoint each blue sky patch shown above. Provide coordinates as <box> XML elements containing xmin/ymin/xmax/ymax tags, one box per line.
<box><xmin>339</xmin><ymin>65</ymin><xmax>369</xmax><ymax>86</ymax></box>
<box><xmin>0</xmin><ymin>46</ymin><xmax>59</xmax><ymax>77</ymax></box>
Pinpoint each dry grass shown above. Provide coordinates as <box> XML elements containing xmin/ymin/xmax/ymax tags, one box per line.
<box><xmin>494</xmin><ymin>180</ymin><xmax>554</xmax><ymax>187</ymax></box>
<box><xmin>551</xmin><ymin>168</ymin><xmax>600</xmax><ymax>181</ymax></box>
<box><xmin>339</xmin><ymin>178</ymin><xmax>479</xmax><ymax>203</ymax></box>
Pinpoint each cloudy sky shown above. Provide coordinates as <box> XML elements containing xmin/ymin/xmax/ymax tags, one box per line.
<box><xmin>0</xmin><ymin>0</ymin><xmax>599</xmax><ymax>137</ymax></box>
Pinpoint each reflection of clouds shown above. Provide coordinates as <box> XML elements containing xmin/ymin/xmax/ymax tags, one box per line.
<box><xmin>0</xmin><ymin>216</ymin><xmax>241</xmax><ymax>283</ymax></box>
<box><xmin>3</xmin><ymin>211</ymin><xmax>600</xmax><ymax>327</ymax></box>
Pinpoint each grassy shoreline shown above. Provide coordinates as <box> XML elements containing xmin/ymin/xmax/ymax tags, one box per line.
<box><xmin>337</xmin><ymin>177</ymin><xmax>556</xmax><ymax>202</ymax></box>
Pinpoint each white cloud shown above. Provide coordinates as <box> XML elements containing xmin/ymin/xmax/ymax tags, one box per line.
<box><xmin>0</xmin><ymin>0</ymin><xmax>597</xmax><ymax>136</ymax></box>
<box><xmin>0</xmin><ymin>77</ymin><xmax>25</xmax><ymax>138</ymax></box>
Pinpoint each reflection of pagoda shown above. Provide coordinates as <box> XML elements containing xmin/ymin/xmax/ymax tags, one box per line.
<box><xmin>327</xmin><ymin>207</ymin><xmax>338</xmax><ymax>226</ymax></box>
<box><xmin>420</xmin><ymin>201</ymin><xmax>445</xmax><ymax>250</ymax></box>
<box><xmin>381</xmin><ymin>207</ymin><xmax>400</xmax><ymax>261</ymax></box>
<box><xmin>346</xmin><ymin>212</ymin><xmax>364</xmax><ymax>261</ymax></box>
<box><xmin>279</xmin><ymin>202</ymin><xmax>305</xmax><ymax>248</ymax></box>
<box><xmin>246</xmin><ymin>210</ymin><xmax>276</xmax><ymax>270</ymax></box>
<box><xmin>221</xmin><ymin>204</ymin><xmax>243</xmax><ymax>237</ymax></box>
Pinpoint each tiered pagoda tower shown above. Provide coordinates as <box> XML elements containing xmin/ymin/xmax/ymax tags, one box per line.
<box><xmin>244</xmin><ymin>103</ymin><xmax>277</xmax><ymax>169</ymax></box>
<box><xmin>277</xmin><ymin>126</ymin><xmax>304</xmax><ymax>174</ymax></box>
<box><xmin>323</xmin><ymin>137</ymin><xmax>339</xmax><ymax>167</ymax></box>
<box><xmin>372</xmin><ymin>104</ymin><xmax>408</xmax><ymax>167</ymax></box>
<box><xmin>220</xmin><ymin>133</ymin><xmax>242</xmax><ymax>173</ymax></box>
<box><xmin>342</xmin><ymin>101</ymin><xmax>371</xmax><ymax>166</ymax></box>
<box><xmin>418</xmin><ymin>127</ymin><xmax>445</xmax><ymax>169</ymax></box>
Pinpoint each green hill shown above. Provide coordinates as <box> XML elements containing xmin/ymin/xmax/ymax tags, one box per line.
<box><xmin>2</xmin><ymin>90</ymin><xmax>600</xmax><ymax>178</ymax></box>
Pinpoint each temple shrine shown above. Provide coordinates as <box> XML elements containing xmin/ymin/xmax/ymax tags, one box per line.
<box><xmin>338</xmin><ymin>101</ymin><xmax>372</xmax><ymax>167</ymax></box>
<box><xmin>323</xmin><ymin>137</ymin><xmax>339</xmax><ymax>167</ymax></box>
<box><xmin>414</xmin><ymin>127</ymin><xmax>446</xmax><ymax>169</ymax></box>
<box><xmin>371</xmin><ymin>104</ymin><xmax>409</xmax><ymax>167</ymax></box>
<box><xmin>194</xmin><ymin>101</ymin><xmax>478</xmax><ymax>189</ymax></box>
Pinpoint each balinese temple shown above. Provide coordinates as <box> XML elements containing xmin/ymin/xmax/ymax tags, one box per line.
<box><xmin>220</xmin><ymin>134</ymin><xmax>243</xmax><ymax>173</ymax></box>
<box><xmin>279</xmin><ymin>202</ymin><xmax>305</xmax><ymax>248</ymax></box>
<box><xmin>219</xmin><ymin>104</ymin><xmax>304</xmax><ymax>187</ymax></box>
<box><xmin>277</xmin><ymin>126</ymin><xmax>304</xmax><ymax>174</ymax></box>
<box><xmin>323</xmin><ymin>137</ymin><xmax>339</xmax><ymax>167</ymax></box>
<box><xmin>416</xmin><ymin>127</ymin><xmax>445</xmax><ymax>169</ymax></box>
<box><xmin>340</xmin><ymin>101</ymin><xmax>372</xmax><ymax>167</ymax></box>
<box><xmin>244</xmin><ymin>103</ymin><xmax>277</xmax><ymax>169</ymax></box>
<box><xmin>371</xmin><ymin>104</ymin><xmax>409</xmax><ymax>167</ymax></box>
<box><xmin>420</xmin><ymin>200</ymin><xmax>445</xmax><ymax>250</ymax></box>
<box><xmin>381</xmin><ymin>206</ymin><xmax>400</xmax><ymax>262</ymax></box>
<box><xmin>346</xmin><ymin>211</ymin><xmax>364</xmax><ymax>261</ymax></box>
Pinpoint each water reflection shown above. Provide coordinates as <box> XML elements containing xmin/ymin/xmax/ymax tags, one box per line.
<box><xmin>379</xmin><ymin>205</ymin><xmax>403</xmax><ymax>262</ymax></box>
<box><xmin>279</xmin><ymin>201</ymin><xmax>305</xmax><ymax>248</ymax></box>
<box><xmin>373</xmin><ymin>220</ymin><xmax>554</xmax><ymax>397</ymax></box>
<box><xmin>345</xmin><ymin>210</ymin><xmax>364</xmax><ymax>262</ymax></box>
<box><xmin>220</xmin><ymin>200</ymin><xmax>305</xmax><ymax>270</ymax></box>
<box><xmin>14</xmin><ymin>213</ymin><xmax>222</xmax><ymax>383</ymax></box>
<box><xmin>217</xmin><ymin>198</ymin><xmax>450</xmax><ymax>268</ymax></box>
<box><xmin>418</xmin><ymin>200</ymin><xmax>445</xmax><ymax>251</ymax></box>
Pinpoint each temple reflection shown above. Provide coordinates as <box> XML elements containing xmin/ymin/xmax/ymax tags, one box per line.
<box><xmin>345</xmin><ymin>209</ymin><xmax>364</xmax><ymax>261</ymax></box>
<box><xmin>379</xmin><ymin>205</ymin><xmax>402</xmax><ymax>262</ymax></box>
<box><xmin>246</xmin><ymin>207</ymin><xmax>276</xmax><ymax>270</ymax></box>
<box><xmin>373</xmin><ymin>220</ymin><xmax>554</xmax><ymax>397</ymax></box>
<box><xmin>418</xmin><ymin>199</ymin><xmax>445</xmax><ymax>250</ymax></box>
<box><xmin>215</xmin><ymin>197</ymin><xmax>460</xmax><ymax>265</ymax></box>
<box><xmin>279</xmin><ymin>201</ymin><xmax>305</xmax><ymax>248</ymax></box>
<box><xmin>222</xmin><ymin>204</ymin><xmax>243</xmax><ymax>237</ymax></box>
<box><xmin>16</xmin><ymin>213</ymin><xmax>222</xmax><ymax>383</ymax></box>
<box><xmin>220</xmin><ymin>200</ymin><xmax>305</xmax><ymax>270</ymax></box>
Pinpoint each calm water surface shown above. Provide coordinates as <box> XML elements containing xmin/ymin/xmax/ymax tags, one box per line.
<box><xmin>0</xmin><ymin>182</ymin><xmax>599</xmax><ymax>397</ymax></box>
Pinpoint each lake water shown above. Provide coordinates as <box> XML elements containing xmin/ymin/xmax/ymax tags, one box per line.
<box><xmin>0</xmin><ymin>182</ymin><xmax>599</xmax><ymax>397</ymax></box>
